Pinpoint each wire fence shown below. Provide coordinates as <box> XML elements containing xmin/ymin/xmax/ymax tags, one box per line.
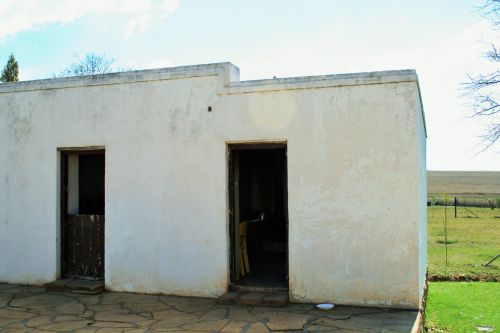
<box><xmin>427</xmin><ymin>199</ymin><xmax>500</xmax><ymax>281</ymax></box>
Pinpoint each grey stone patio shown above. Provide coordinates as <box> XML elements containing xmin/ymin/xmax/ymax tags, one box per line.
<box><xmin>0</xmin><ymin>283</ymin><xmax>418</xmax><ymax>332</ymax></box>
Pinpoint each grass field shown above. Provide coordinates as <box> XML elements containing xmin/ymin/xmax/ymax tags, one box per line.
<box><xmin>428</xmin><ymin>206</ymin><xmax>500</xmax><ymax>280</ymax></box>
<box><xmin>426</xmin><ymin>177</ymin><xmax>499</xmax><ymax>332</ymax></box>
<box><xmin>428</xmin><ymin>171</ymin><xmax>500</xmax><ymax>196</ymax></box>
<box><xmin>425</xmin><ymin>282</ymin><xmax>500</xmax><ymax>333</ymax></box>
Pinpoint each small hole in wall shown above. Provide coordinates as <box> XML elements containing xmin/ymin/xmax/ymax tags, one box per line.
<box><xmin>208</xmin><ymin>106</ymin><xmax>212</xmax><ymax>112</ymax></box>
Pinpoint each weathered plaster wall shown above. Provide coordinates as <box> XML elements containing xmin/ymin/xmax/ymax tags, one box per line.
<box><xmin>0</xmin><ymin>63</ymin><xmax>426</xmax><ymax>308</ymax></box>
<box><xmin>417</xmin><ymin>89</ymin><xmax>428</xmax><ymax>303</ymax></box>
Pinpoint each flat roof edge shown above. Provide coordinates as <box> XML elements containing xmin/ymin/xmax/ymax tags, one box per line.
<box><xmin>0</xmin><ymin>62</ymin><xmax>236</xmax><ymax>93</ymax></box>
<box><xmin>0</xmin><ymin>63</ymin><xmax>417</xmax><ymax>94</ymax></box>
<box><xmin>224</xmin><ymin>69</ymin><xmax>418</xmax><ymax>94</ymax></box>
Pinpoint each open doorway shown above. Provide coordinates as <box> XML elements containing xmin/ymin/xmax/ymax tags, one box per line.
<box><xmin>60</xmin><ymin>149</ymin><xmax>105</xmax><ymax>280</ymax></box>
<box><xmin>228</xmin><ymin>143</ymin><xmax>288</xmax><ymax>289</ymax></box>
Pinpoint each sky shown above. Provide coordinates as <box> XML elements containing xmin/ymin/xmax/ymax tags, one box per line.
<box><xmin>0</xmin><ymin>0</ymin><xmax>498</xmax><ymax>171</ymax></box>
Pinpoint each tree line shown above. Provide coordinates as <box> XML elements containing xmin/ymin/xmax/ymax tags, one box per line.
<box><xmin>0</xmin><ymin>53</ymin><xmax>121</xmax><ymax>83</ymax></box>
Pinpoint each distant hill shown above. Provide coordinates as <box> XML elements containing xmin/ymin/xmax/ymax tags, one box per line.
<box><xmin>427</xmin><ymin>171</ymin><xmax>500</xmax><ymax>196</ymax></box>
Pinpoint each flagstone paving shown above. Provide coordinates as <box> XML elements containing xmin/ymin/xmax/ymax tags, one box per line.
<box><xmin>0</xmin><ymin>283</ymin><xmax>418</xmax><ymax>332</ymax></box>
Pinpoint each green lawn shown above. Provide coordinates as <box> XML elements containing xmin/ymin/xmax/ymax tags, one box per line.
<box><xmin>428</xmin><ymin>206</ymin><xmax>500</xmax><ymax>280</ymax></box>
<box><xmin>426</xmin><ymin>206</ymin><xmax>500</xmax><ymax>332</ymax></box>
<box><xmin>426</xmin><ymin>282</ymin><xmax>500</xmax><ymax>333</ymax></box>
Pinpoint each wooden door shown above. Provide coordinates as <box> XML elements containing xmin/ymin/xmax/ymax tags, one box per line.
<box><xmin>65</xmin><ymin>215</ymin><xmax>104</xmax><ymax>278</ymax></box>
<box><xmin>61</xmin><ymin>151</ymin><xmax>105</xmax><ymax>279</ymax></box>
<box><xmin>228</xmin><ymin>148</ymin><xmax>241</xmax><ymax>283</ymax></box>
<box><xmin>283</xmin><ymin>148</ymin><xmax>289</xmax><ymax>281</ymax></box>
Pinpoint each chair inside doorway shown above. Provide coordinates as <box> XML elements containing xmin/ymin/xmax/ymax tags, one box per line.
<box><xmin>229</xmin><ymin>143</ymin><xmax>288</xmax><ymax>289</ymax></box>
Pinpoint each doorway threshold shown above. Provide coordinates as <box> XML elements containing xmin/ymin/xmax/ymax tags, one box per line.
<box><xmin>45</xmin><ymin>279</ymin><xmax>104</xmax><ymax>295</ymax></box>
<box><xmin>230</xmin><ymin>284</ymin><xmax>288</xmax><ymax>293</ymax></box>
<box><xmin>217</xmin><ymin>289</ymin><xmax>288</xmax><ymax>307</ymax></box>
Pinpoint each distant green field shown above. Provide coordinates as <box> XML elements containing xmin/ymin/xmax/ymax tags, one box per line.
<box><xmin>428</xmin><ymin>206</ymin><xmax>500</xmax><ymax>280</ymax></box>
<box><xmin>426</xmin><ymin>282</ymin><xmax>500</xmax><ymax>333</ymax></box>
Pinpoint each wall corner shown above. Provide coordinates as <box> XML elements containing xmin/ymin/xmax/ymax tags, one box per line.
<box><xmin>224</xmin><ymin>63</ymin><xmax>240</xmax><ymax>85</ymax></box>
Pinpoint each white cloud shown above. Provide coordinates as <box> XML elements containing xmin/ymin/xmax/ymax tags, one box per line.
<box><xmin>124</xmin><ymin>14</ymin><xmax>152</xmax><ymax>38</ymax></box>
<box><xmin>0</xmin><ymin>0</ymin><xmax>180</xmax><ymax>39</ymax></box>
<box><xmin>122</xmin><ymin>0</ymin><xmax>179</xmax><ymax>38</ymax></box>
<box><xmin>162</xmin><ymin>0</ymin><xmax>180</xmax><ymax>18</ymax></box>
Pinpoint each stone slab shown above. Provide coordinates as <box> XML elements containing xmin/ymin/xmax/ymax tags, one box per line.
<box><xmin>216</xmin><ymin>291</ymin><xmax>238</xmax><ymax>305</ymax></box>
<box><xmin>262</xmin><ymin>292</ymin><xmax>288</xmax><ymax>306</ymax></box>
<box><xmin>45</xmin><ymin>279</ymin><xmax>104</xmax><ymax>295</ymax></box>
<box><xmin>45</xmin><ymin>279</ymin><xmax>72</xmax><ymax>291</ymax></box>
<box><xmin>237</xmin><ymin>292</ymin><xmax>266</xmax><ymax>306</ymax></box>
<box><xmin>218</xmin><ymin>291</ymin><xmax>288</xmax><ymax>307</ymax></box>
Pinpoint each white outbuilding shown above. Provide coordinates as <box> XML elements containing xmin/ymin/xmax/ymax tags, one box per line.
<box><xmin>0</xmin><ymin>62</ymin><xmax>427</xmax><ymax>309</ymax></box>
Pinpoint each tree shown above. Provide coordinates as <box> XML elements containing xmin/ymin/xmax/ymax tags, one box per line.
<box><xmin>59</xmin><ymin>53</ymin><xmax>117</xmax><ymax>77</ymax></box>
<box><xmin>464</xmin><ymin>0</ymin><xmax>500</xmax><ymax>149</ymax></box>
<box><xmin>1</xmin><ymin>53</ymin><xmax>19</xmax><ymax>82</ymax></box>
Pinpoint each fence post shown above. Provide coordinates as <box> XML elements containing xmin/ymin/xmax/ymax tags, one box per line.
<box><xmin>454</xmin><ymin>197</ymin><xmax>457</xmax><ymax>218</ymax></box>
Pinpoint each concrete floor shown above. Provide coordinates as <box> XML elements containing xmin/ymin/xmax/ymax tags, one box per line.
<box><xmin>0</xmin><ymin>283</ymin><xmax>419</xmax><ymax>332</ymax></box>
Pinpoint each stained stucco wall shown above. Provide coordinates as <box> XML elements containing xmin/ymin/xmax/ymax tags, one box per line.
<box><xmin>417</xmin><ymin>89</ymin><xmax>428</xmax><ymax>303</ymax></box>
<box><xmin>0</xmin><ymin>63</ymin><xmax>426</xmax><ymax>308</ymax></box>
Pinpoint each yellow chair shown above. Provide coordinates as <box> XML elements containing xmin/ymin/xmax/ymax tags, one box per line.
<box><xmin>239</xmin><ymin>222</ymin><xmax>250</xmax><ymax>276</ymax></box>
